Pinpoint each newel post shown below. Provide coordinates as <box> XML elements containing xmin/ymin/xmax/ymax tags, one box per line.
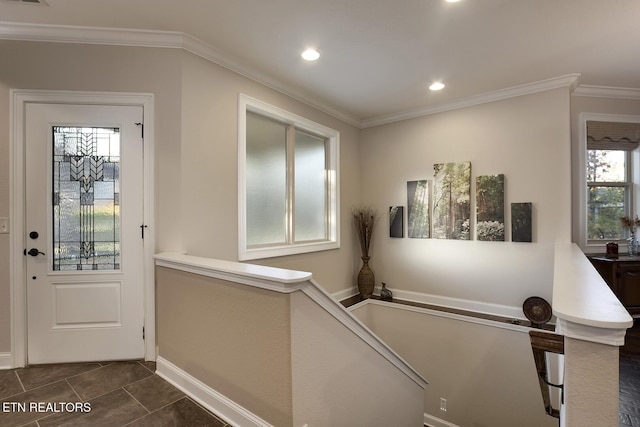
<box><xmin>552</xmin><ymin>243</ymin><xmax>633</xmax><ymax>427</ymax></box>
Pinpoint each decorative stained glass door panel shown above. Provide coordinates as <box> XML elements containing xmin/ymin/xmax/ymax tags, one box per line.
<box><xmin>25</xmin><ymin>103</ymin><xmax>145</xmax><ymax>364</ymax></box>
<box><xmin>53</xmin><ymin>126</ymin><xmax>121</xmax><ymax>271</ymax></box>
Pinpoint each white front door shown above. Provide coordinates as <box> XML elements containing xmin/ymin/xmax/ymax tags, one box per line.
<box><xmin>25</xmin><ymin>103</ymin><xmax>145</xmax><ymax>364</ymax></box>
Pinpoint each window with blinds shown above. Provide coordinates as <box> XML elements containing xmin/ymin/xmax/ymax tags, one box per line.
<box><xmin>586</xmin><ymin>120</ymin><xmax>640</xmax><ymax>242</ymax></box>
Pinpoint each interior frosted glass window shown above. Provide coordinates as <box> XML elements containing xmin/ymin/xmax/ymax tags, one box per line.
<box><xmin>246</xmin><ymin>113</ymin><xmax>287</xmax><ymax>246</ymax></box>
<box><xmin>239</xmin><ymin>95</ymin><xmax>339</xmax><ymax>260</ymax></box>
<box><xmin>52</xmin><ymin>126</ymin><xmax>121</xmax><ymax>271</ymax></box>
<box><xmin>294</xmin><ymin>130</ymin><xmax>327</xmax><ymax>241</ymax></box>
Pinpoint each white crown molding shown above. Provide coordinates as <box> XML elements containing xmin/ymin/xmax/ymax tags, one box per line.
<box><xmin>361</xmin><ymin>73</ymin><xmax>582</xmax><ymax>128</ymax></box>
<box><xmin>3</xmin><ymin>21</ymin><xmax>638</xmax><ymax>129</ymax></box>
<box><xmin>183</xmin><ymin>34</ymin><xmax>362</xmax><ymax>128</ymax></box>
<box><xmin>0</xmin><ymin>21</ymin><xmax>184</xmax><ymax>47</ymax></box>
<box><xmin>0</xmin><ymin>21</ymin><xmax>363</xmax><ymax>128</ymax></box>
<box><xmin>572</xmin><ymin>84</ymin><xmax>640</xmax><ymax>100</ymax></box>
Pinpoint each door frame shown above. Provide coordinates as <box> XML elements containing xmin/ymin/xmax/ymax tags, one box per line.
<box><xmin>9</xmin><ymin>89</ymin><xmax>156</xmax><ymax>368</ymax></box>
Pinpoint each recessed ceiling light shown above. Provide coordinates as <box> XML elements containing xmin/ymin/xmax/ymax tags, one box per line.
<box><xmin>429</xmin><ymin>82</ymin><xmax>445</xmax><ymax>91</ymax></box>
<box><xmin>445</xmin><ymin>0</ymin><xmax>461</xmax><ymax>3</ymax></box>
<box><xmin>301</xmin><ymin>49</ymin><xmax>320</xmax><ymax>61</ymax></box>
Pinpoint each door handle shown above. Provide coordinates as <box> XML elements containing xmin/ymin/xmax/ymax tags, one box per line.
<box><xmin>25</xmin><ymin>248</ymin><xmax>45</xmax><ymax>257</ymax></box>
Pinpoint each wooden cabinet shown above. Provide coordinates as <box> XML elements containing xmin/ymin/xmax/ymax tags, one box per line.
<box><xmin>589</xmin><ymin>256</ymin><xmax>640</xmax><ymax>315</ymax></box>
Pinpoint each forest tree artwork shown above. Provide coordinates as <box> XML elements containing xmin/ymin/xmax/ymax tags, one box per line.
<box><xmin>512</xmin><ymin>202</ymin><xmax>533</xmax><ymax>242</ymax></box>
<box><xmin>476</xmin><ymin>174</ymin><xmax>505</xmax><ymax>241</ymax></box>
<box><xmin>432</xmin><ymin>161</ymin><xmax>471</xmax><ymax>240</ymax></box>
<box><xmin>407</xmin><ymin>180</ymin><xmax>429</xmax><ymax>238</ymax></box>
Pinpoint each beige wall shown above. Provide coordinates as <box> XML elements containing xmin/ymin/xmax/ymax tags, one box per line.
<box><xmin>359</xmin><ymin>88</ymin><xmax>572</xmax><ymax>308</ymax></box>
<box><xmin>290</xmin><ymin>292</ymin><xmax>424</xmax><ymax>426</ymax></box>
<box><xmin>0</xmin><ymin>40</ymin><xmax>361</xmax><ymax>354</ymax></box>
<box><xmin>156</xmin><ymin>265</ymin><xmax>426</xmax><ymax>427</ymax></box>
<box><xmin>352</xmin><ymin>302</ymin><xmax>557</xmax><ymax>427</ymax></box>
<box><xmin>178</xmin><ymin>52</ymin><xmax>363</xmax><ymax>293</ymax></box>
<box><xmin>156</xmin><ymin>267</ymin><xmax>293</xmax><ymax>426</ymax></box>
<box><xmin>562</xmin><ymin>337</ymin><xmax>619</xmax><ymax>427</ymax></box>
<box><xmin>0</xmin><ymin>41</ymin><xmax>183</xmax><ymax>353</ymax></box>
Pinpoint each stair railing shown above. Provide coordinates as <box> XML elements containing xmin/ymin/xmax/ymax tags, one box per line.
<box><xmin>529</xmin><ymin>330</ymin><xmax>564</xmax><ymax>419</ymax></box>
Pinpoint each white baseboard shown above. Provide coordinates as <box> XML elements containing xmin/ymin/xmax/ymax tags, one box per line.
<box><xmin>0</xmin><ymin>353</ymin><xmax>12</xmax><ymax>370</ymax></box>
<box><xmin>156</xmin><ymin>356</ymin><xmax>273</xmax><ymax>427</ymax></box>
<box><xmin>391</xmin><ymin>288</ymin><xmax>525</xmax><ymax>320</ymax></box>
<box><xmin>332</xmin><ymin>286</ymin><xmax>525</xmax><ymax>321</ymax></box>
<box><xmin>331</xmin><ymin>286</ymin><xmax>358</xmax><ymax>302</ymax></box>
<box><xmin>424</xmin><ymin>413</ymin><xmax>460</xmax><ymax>427</ymax></box>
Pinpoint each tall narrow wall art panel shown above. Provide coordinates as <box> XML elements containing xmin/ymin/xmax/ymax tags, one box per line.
<box><xmin>512</xmin><ymin>202</ymin><xmax>533</xmax><ymax>242</ymax></box>
<box><xmin>432</xmin><ymin>162</ymin><xmax>471</xmax><ymax>240</ymax></box>
<box><xmin>407</xmin><ymin>180</ymin><xmax>429</xmax><ymax>238</ymax></box>
<box><xmin>476</xmin><ymin>174</ymin><xmax>505</xmax><ymax>241</ymax></box>
<box><xmin>389</xmin><ymin>206</ymin><xmax>404</xmax><ymax>238</ymax></box>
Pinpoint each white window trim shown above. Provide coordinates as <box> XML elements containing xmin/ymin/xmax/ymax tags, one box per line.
<box><xmin>238</xmin><ymin>94</ymin><xmax>340</xmax><ymax>261</ymax></box>
<box><xmin>578</xmin><ymin>112</ymin><xmax>640</xmax><ymax>253</ymax></box>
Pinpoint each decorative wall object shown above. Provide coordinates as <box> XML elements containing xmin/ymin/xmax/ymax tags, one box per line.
<box><xmin>380</xmin><ymin>282</ymin><xmax>393</xmax><ymax>301</ymax></box>
<box><xmin>476</xmin><ymin>174</ymin><xmax>505</xmax><ymax>241</ymax></box>
<box><xmin>389</xmin><ymin>206</ymin><xmax>404</xmax><ymax>238</ymax></box>
<box><xmin>407</xmin><ymin>180</ymin><xmax>429</xmax><ymax>238</ymax></box>
<box><xmin>432</xmin><ymin>161</ymin><xmax>471</xmax><ymax>240</ymax></box>
<box><xmin>511</xmin><ymin>202</ymin><xmax>532</xmax><ymax>242</ymax></box>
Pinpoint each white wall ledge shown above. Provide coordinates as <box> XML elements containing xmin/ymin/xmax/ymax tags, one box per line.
<box><xmin>155</xmin><ymin>252</ymin><xmax>312</xmax><ymax>290</ymax></box>
<box><xmin>552</xmin><ymin>243</ymin><xmax>633</xmax><ymax>346</ymax></box>
<box><xmin>154</xmin><ymin>252</ymin><xmax>428</xmax><ymax>390</ymax></box>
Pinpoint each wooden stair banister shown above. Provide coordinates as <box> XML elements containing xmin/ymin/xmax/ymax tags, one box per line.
<box><xmin>529</xmin><ymin>330</ymin><xmax>564</xmax><ymax>419</ymax></box>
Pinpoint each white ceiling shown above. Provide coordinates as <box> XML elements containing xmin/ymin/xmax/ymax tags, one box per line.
<box><xmin>1</xmin><ymin>0</ymin><xmax>639</xmax><ymax>126</ymax></box>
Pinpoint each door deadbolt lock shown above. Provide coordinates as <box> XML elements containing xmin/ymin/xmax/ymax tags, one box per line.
<box><xmin>25</xmin><ymin>248</ymin><xmax>45</xmax><ymax>257</ymax></box>
<box><xmin>29</xmin><ymin>231</ymin><xmax>39</xmax><ymax>239</ymax></box>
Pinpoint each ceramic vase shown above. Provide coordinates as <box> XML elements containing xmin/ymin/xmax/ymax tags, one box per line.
<box><xmin>357</xmin><ymin>256</ymin><xmax>375</xmax><ymax>299</ymax></box>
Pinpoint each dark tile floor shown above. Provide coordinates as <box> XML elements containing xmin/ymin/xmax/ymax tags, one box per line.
<box><xmin>1</xmin><ymin>330</ymin><xmax>638</xmax><ymax>427</ymax></box>
<box><xmin>0</xmin><ymin>360</ymin><xmax>229</xmax><ymax>427</ymax></box>
<box><xmin>620</xmin><ymin>351</ymin><xmax>640</xmax><ymax>427</ymax></box>
<box><xmin>620</xmin><ymin>320</ymin><xmax>640</xmax><ymax>427</ymax></box>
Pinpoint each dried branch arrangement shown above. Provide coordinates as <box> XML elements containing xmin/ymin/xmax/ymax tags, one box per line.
<box><xmin>621</xmin><ymin>215</ymin><xmax>640</xmax><ymax>234</ymax></box>
<box><xmin>353</xmin><ymin>207</ymin><xmax>376</xmax><ymax>257</ymax></box>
